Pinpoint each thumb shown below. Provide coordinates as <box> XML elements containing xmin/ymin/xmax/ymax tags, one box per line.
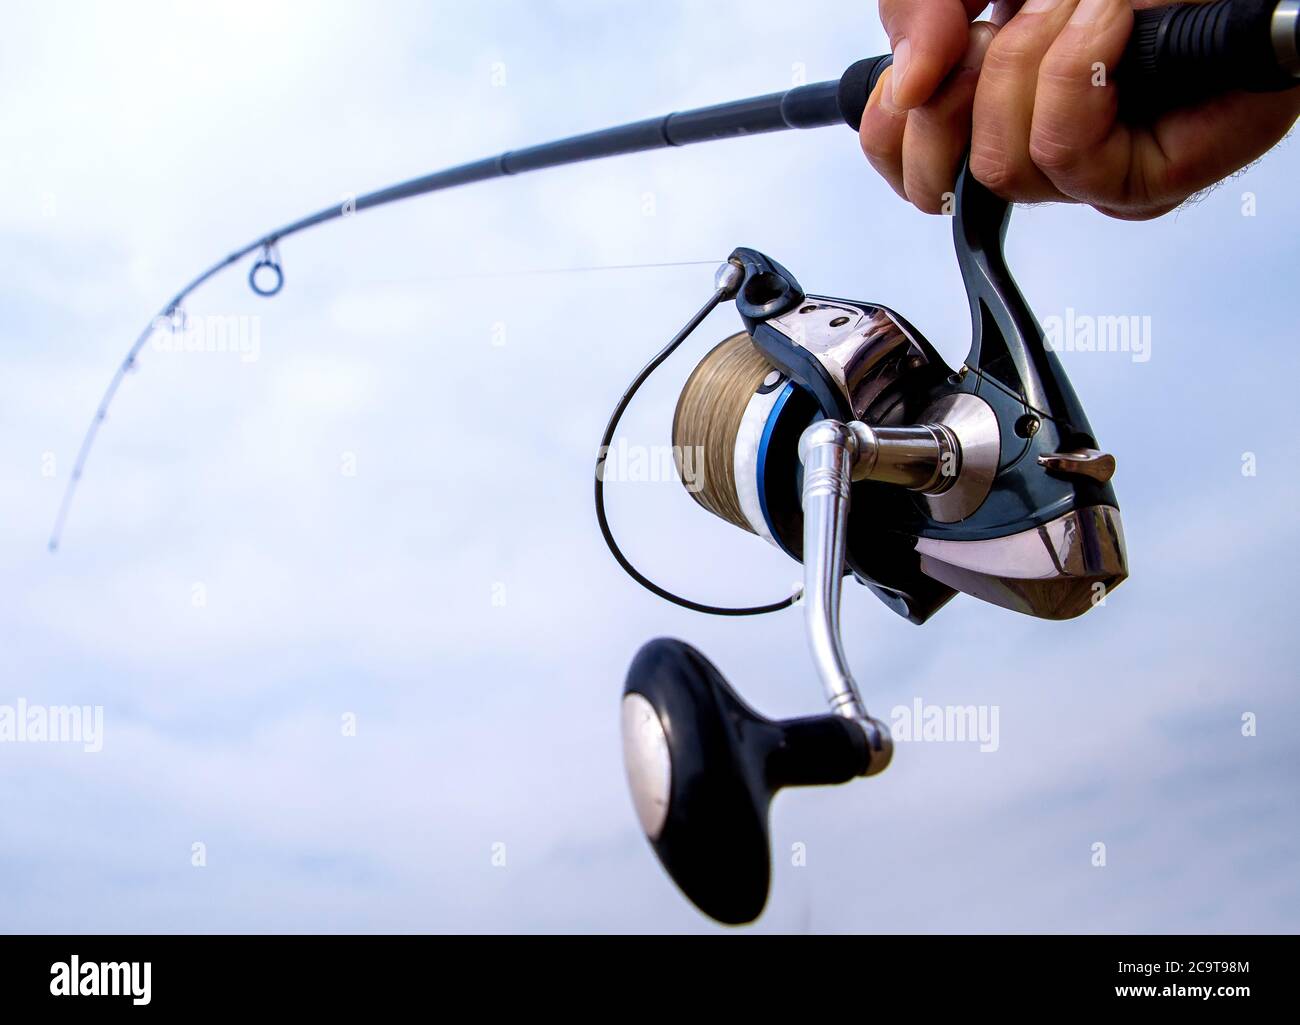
<box><xmin>879</xmin><ymin>0</ymin><xmax>999</xmax><ymax>110</ymax></box>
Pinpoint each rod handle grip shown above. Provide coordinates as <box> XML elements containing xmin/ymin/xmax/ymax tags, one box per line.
<box><xmin>837</xmin><ymin>54</ymin><xmax>892</xmax><ymax>132</ymax></box>
<box><xmin>1123</xmin><ymin>0</ymin><xmax>1299</xmax><ymax>116</ymax></box>
<box><xmin>838</xmin><ymin>0</ymin><xmax>1300</xmax><ymax>131</ymax></box>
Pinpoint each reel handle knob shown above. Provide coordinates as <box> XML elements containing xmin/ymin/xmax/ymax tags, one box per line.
<box><xmin>621</xmin><ymin>638</ymin><xmax>872</xmax><ymax>925</ymax></box>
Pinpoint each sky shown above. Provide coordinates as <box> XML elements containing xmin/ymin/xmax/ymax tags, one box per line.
<box><xmin>1</xmin><ymin>0</ymin><xmax>1297</xmax><ymax>933</ymax></box>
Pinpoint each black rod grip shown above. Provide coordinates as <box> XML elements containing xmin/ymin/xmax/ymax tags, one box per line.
<box><xmin>838</xmin><ymin>0</ymin><xmax>1300</xmax><ymax>130</ymax></box>
<box><xmin>1126</xmin><ymin>0</ymin><xmax>1299</xmax><ymax>112</ymax></box>
<box><xmin>837</xmin><ymin>54</ymin><xmax>893</xmax><ymax>132</ymax></box>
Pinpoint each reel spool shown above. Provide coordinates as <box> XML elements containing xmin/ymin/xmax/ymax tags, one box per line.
<box><xmin>671</xmin><ymin>331</ymin><xmax>779</xmax><ymax>535</ymax></box>
<box><xmin>668</xmin><ymin>317</ymin><xmax>969</xmax><ymax>623</ymax></box>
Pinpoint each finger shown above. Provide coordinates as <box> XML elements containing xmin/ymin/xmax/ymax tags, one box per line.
<box><xmin>970</xmin><ymin>0</ymin><xmax>1083</xmax><ymax>202</ymax></box>
<box><xmin>878</xmin><ymin>0</ymin><xmax>993</xmax><ymax>110</ymax></box>
<box><xmin>1121</xmin><ymin>90</ymin><xmax>1300</xmax><ymax>218</ymax></box>
<box><xmin>990</xmin><ymin>1</ymin><xmax>1025</xmax><ymax>25</ymax></box>
<box><xmin>1029</xmin><ymin>0</ymin><xmax>1133</xmax><ymax>204</ymax></box>
<box><xmin>901</xmin><ymin>23</ymin><xmax>999</xmax><ymax>213</ymax></box>
<box><xmin>1033</xmin><ymin>0</ymin><xmax>1300</xmax><ymax>217</ymax></box>
<box><xmin>859</xmin><ymin>67</ymin><xmax>910</xmax><ymax>201</ymax></box>
<box><xmin>1124</xmin><ymin>0</ymin><xmax>1300</xmax><ymax>214</ymax></box>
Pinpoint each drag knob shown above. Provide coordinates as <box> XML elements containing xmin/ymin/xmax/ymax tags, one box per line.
<box><xmin>621</xmin><ymin>637</ymin><xmax>873</xmax><ymax>924</ymax></box>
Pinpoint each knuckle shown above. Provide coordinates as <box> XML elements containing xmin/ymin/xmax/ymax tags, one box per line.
<box><xmin>1037</xmin><ymin>58</ymin><xmax>1090</xmax><ymax>98</ymax></box>
<box><xmin>878</xmin><ymin>0</ymin><xmax>907</xmax><ymax>43</ymax></box>
<box><xmin>982</xmin><ymin>32</ymin><xmax>1036</xmax><ymax>76</ymax></box>
<box><xmin>903</xmin><ymin>178</ymin><xmax>948</xmax><ymax>215</ymax></box>
<box><xmin>859</xmin><ymin>123</ymin><xmax>900</xmax><ymax>165</ymax></box>
<box><xmin>1028</xmin><ymin>126</ymin><xmax>1081</xmax><ymax>176</ymax></box>
<box><xmin>1120</xmin><ymin>147</ymin><xmax>1174</xmax><ymax>213</ymax></box>
<box><xmin>1149</xmin><ymin>160</ymin><xmax>1197</xmax><ymax>208</ymax></box>
<box><xmin>969</xmin><ymin>141</ymin><xmax>1021</xmax><ymax>196</ymax></box>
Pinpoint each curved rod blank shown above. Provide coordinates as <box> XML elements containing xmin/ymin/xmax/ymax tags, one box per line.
<box><xmin>48</xmin><ymin>78</ymin><xmax>846</xmax><ymax>551</ymax></box>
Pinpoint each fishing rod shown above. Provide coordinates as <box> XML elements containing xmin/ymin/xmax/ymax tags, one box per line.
<box><xmin>52</xmin><ymin>0</ymin><xmax>1300</xmax><ymax>925</ymax></box>
<box><xmin>51</xmin><ymin>0</ymin><xmax>1299</xmax><ymax>552</ymax></box>
<box><xmin>48</xmin><ymin>65</ymin><xmax>867</xmax><ymax>552</ymax></box>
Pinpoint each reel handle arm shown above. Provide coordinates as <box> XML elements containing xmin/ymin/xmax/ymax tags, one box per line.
<box><xmin>799</xmin><ymin>420</ymin><xmax>894</xmax><ymax>774</ymax></box>
<box><xmin>796</xmin><ymin>415</ymin><xmax>981</xmax><ymax>772</ymax></box>
<box><xmin>836</xmin><ymin>0</ymin><xmax>1300</xmax><ymax>131</ymax></box>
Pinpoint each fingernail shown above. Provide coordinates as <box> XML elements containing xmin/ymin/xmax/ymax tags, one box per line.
<box><xmin>878</xmin><ymin>68</ymin><xmax>904</xmax><ymax>115</ymax></box>
<box><xmin>962</xmin><ymin>23</ymin><xmax>997</xmax><ymax>68</ymax></box>
<box><xmin>1020</xmin><ymin>0</ymin><xmax>1065</xmax><ymax>12</ymax></box>
<box><xmin>1069</xmin><ymin>0</ymin><xmax>1111</xmax><ymax>25</ymax></box>
<box><xmin>890</xmin><ymin>38</ymin><xmax>912</xmax><ymax>108</ymax></box>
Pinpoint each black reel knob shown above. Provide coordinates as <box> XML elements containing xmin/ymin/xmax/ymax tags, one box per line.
<box><xmin>621</xmin><ymin>638</ymin><xmax>873</xmax><ymax>925</ymax></box>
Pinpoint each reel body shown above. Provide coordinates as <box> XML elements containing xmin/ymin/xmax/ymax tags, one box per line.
<box><xmin>676</xmin><ymin>171</ymin><xmax>1127</xmax><ymax>625</ymax></box>
<box><xmin>613</xmin><ymin>164</ymin><xmax>1130</xmax><ymax>925</ymax></box>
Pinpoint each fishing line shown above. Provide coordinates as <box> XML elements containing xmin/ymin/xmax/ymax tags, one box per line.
<box><xmin>418</xmin><ymin>258</ymin><xmax>726</xmax><ymax>280</ymax></box>
<box><xmin>594</xmin><ymin>271</ymin><xmax>800</xmax><ymax>617</ymax></box>
<box><xmin>336</xmin><ymin>258</ymin><xmax>725</xmax><ymax>288</ymax></box>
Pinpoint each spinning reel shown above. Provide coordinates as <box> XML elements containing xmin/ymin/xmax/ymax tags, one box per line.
<box><xmin>608</xmin><ymin>164</ymin><xmax>1127</xmax><ymax>924</ymax></box>
<box><xmin>603</xmin><ymin>0</ymin><xmax>1300</xmax><ymax>922</ymax></box>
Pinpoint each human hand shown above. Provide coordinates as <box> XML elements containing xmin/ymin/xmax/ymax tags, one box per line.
<box><xmin>858</xmin><ymin>0</ymin><xmax>1300</xmax><ymax>219</ymax></box>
